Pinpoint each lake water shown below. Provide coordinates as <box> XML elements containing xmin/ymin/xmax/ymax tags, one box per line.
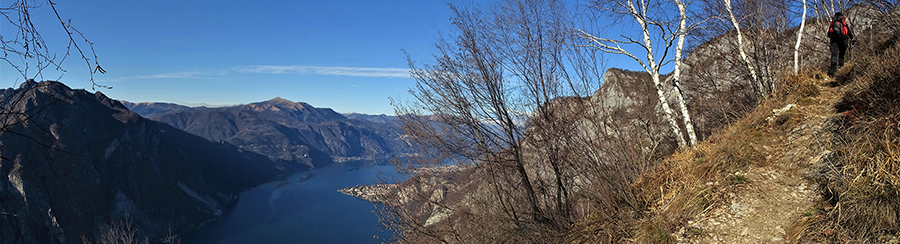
<box><xmin>184</xmin><ymin>160</ymin><xmax>402</xmax><ymax>244</ymax></box>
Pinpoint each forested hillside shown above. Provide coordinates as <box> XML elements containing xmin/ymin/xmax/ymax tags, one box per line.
<box><xmin>355</xmin><ymin>1</ymin><xmax>900</xmax><ymax>243</ymax></box>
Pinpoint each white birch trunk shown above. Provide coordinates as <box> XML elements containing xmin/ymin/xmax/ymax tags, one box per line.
<box><xmin>794</xmin><ymin>0</ymin><xmax>807</xmax><ymax>74</ymax></box>
<box><xmin>654</xmin><ymin>77</ymin><xmax>688</xmax><ymax>149</ymax></box>
<box><xmin>672</xmin><ymin>0</ymin><xmax>697</xmax><ymax>147</ymax></box>
<box><xmin>630</xmin><ymin>0</ymin><xmax>689</xmax><ymax>149</ymax></box>
<box><xmin>724</xmin><ymin>0</ymin><xmax>764</xmax><ymax>96</ymax></box>
<box><xmin>575</xmin><ymin>0</ymin><xmax>692</xmax><ymax>149</ymax></box>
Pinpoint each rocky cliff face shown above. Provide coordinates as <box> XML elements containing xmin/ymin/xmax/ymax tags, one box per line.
<box><xmin>0</xmin><ymin>81</ymin><xmax>284</xmax><ymax>243</ymax></box>
<box><xmin>125</xmin><ymin>98</ymin><xmax>414</xmax><ymax>168</ymax></box>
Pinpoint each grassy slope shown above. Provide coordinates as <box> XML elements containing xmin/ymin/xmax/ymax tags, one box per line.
<box><xmin>564</xmin><ymin>31</ymin><xmax>900</xmax><ymax>244</ymax></box>
<box><xmin>798</xmin><ymin>33</ymin><xmax>900</xmax><ymax>243</ymax></box>
<box><xmin>633</xmin><ymin>68</ymin><xmax>830</xmax><ymax>243</ymax></box>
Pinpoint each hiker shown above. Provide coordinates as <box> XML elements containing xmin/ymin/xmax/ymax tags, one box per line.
<box><xmin>827</xmin><ymin>12</ymin><xmax>854</xmax><ymax>77</ymax></box>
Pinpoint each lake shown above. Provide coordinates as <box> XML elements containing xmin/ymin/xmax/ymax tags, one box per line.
<box><xmin>184</xmin><ymin>160</ymin><xmax>402</xmax><ymax>244</ymax></box>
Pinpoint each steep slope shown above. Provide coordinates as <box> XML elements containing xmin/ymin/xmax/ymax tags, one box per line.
<box><xmin>0</xmin><ymin>81</ymin><xmax>285</xmax><ymax>243</ymax></box>
<box><xmin>631</xmin><ymin>6</ymin><xmax>896</xmax><ymax>243</ymax></box>
<box><xmin>339</xmin><ymin>7</ymin><xmax>882</xmax><ymax>244</ymax></box>
<box><xmin>128</xmin><ymin>98</ymin><xmax>414</xmax><ymax>168</ymax></box>
<box><xmin>663</xmin><ymin>73</ymin><xmax>837</xmax><ymax>243</ymax></box>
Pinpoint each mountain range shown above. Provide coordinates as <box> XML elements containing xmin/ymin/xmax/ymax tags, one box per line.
<box><xmin>122</xmin><ymin>97</ymin><xmax>414</xmax><ymax>168</ymax></box>
<box><xmin>0</xmin><ymin>80</ymin><xmax>416</xmax><ymax>243</ymax></box>
<box><xmin>0</xmin><ymin>81</ymin><xmax>289</xmax><ymax>243</ymax></box>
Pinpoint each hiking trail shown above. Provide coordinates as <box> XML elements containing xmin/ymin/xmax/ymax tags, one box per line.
<box><xmin>675</xmin><ymin>77</ymin><xmax>842</xmax><ymax>243</ymax></box>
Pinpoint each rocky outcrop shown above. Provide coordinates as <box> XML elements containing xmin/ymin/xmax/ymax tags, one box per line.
<box><xmin>125</xmin><ymin>98</ymin><xmax>415</xmax><ymax>168</ymax></box>
<box><xmin>0</xmin><ymin>81</ymin><xmax>285</xmax><ymax>243</ymax></box>
<box><xmin>338</xmin><ymin>184</ymin><xmax>398</xmax><ymax>202</ymax></box>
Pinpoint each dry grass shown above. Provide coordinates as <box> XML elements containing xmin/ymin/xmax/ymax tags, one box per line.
<box><xmin>632</xmin><ymin>103</ymin><xmax>771</xmax><ymax>243</ymax></box>
<box><xmin>557</xmin><ymin>22</ymin><xmax>897</xmax><ymax>244</ymax></box>
<box><xmin>625</xmin><ymin>35</ymin><xmax>900</xmax><ymax>242</ymax></box>
<box><xmin>797</xmin><ymin>32</ymin><xmax>900</xmax><ymax>243</ymax></box>
<box><xmin>628</xmin><ymin>69</ymin><xmax>828</xmax><ymax>243</ymax></box>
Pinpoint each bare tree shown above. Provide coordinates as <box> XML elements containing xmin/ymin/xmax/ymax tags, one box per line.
<box><xmin>382</xmin><ymin>1</ymin><xmax>691</xmax><ymax>243</ymax></box>
<box><xmin>81</xmin><ymin>216</ymin><xmax>183</xmax><ymax>244</ymax></box>
<box><xmin>0</xmin><ymin>0</ymin><xmax>107</xmax><ymax>161</ymax></box>
<box><xmin>722</xmin><ymin>0</ymin><xmax>768</xmax><ymax>95</ymax></box>
<box><xmin>575</xmin><ymin>0</ymin><xmax>699</xmax><ymax>149</ymax></box>
<box><xmin>395</xmin><ymin>0</ymin><xmax>567</xmax><ymax>233</ymax></box>
<box><xmin>673</xmin><ymin>0</ymin><xmax>700</xmax><ymax>146</ymax></box>
<box><xmin>864</xmin><ymin>0</ymin><xmax>896</xmax><ymax>12</ymax></box>
<box><xmin>2</xmin><ymin>2</ymin><xmax>112</xmax><ymax>242</ymax></box>
<box><xmin>692</xmin><ymin>0</ymin><xmax>795</xmax><ymax>97</ymax></box>
<box><xmin>2</xmin><ymin>0</ymin><xmax>107</xmax><ymax>87</ymax></box>
<box><xmin>795</xmin><ymin>0</ymin><xmax>808</xmax><ymax>74</ymax></box>
<box><xmin>811</xmin><ymin>0</ymin><xmax>855</xmax><ymax>25</ymax></box>
<box><xmin>385</xmin><ymin>0</ymin><xmax>668</xmax><ymax>242</ymax></box>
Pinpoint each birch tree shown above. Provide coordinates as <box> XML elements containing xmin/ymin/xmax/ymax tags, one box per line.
<box><xmin>576</xmin><ymin>0</ymin><xmax>697</xmax><ymax>149</ymax></box>
<box><xmin>810</xmin><ymin>0</ymin><xmax>855</xmax><ymax>28</ymax></box>
<box><xmin>722</xmin><ymin>0</ymin><xmax>769</xmax><ymax>96</ymax></box>
<box><xmin>794</xmin><ymin>0</ymin><xmax>808</xmax><ymax>73</ymax></box>
<box><xmin>672</xmin><ymin>0</ymin><xmax>699</xmax><ymax>146</ymax></box>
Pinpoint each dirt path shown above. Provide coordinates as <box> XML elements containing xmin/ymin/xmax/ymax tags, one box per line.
<box><xmin>675</xmin><ymin>80</ymin><xmax>841</xmax><ymax>243</ymax></box>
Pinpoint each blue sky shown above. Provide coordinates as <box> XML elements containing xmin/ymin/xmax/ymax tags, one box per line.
<box><xmin>2</xmin><ymin>1</ymin><xmax>455</xmax><ymax>115</ymax></box>
<box><xmin>2</xmin><ymin>0</ymin><xmax>727</xmax><ymax>115</ymax></box>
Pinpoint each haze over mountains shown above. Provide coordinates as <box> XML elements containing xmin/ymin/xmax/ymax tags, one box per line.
<box><xmin>122</xmin><ymin>97</ymin><xmax>415</xmax><ymax>169</ymax></box>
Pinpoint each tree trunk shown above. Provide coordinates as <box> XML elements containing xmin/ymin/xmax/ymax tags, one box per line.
<box><xmin>653</xmin><ymin>76</ymin><xmax>688</xmax><ymax>149</ymax></box>
<box><xmin>725</xmin><ymin>0</ymin><xmax>764</xmax><ymax>96</ymax></box>
<box><xmin>629</xmin><ymin>2</ymin><xmax>688</xmax><ymax>148</ymax></box>
<box><xmin>673</xmin><ymin>0</ymin><xmax>698</xmax><ymax>147</ymax></box>
<box><xmin>794</xmin><ymin>0</ymin><xmax>807</xmax><ymax>74</ymax></box>
<box><xmin>629</xmin><ymin>0</ymin><xmax>689</xmax><ymax>149</ymax></box>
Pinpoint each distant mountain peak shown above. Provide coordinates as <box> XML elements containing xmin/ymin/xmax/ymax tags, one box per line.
<box><xmin>268</xmin><ymin>96</ymin><xmax>292</xmax><ymax>103</ymax></box>
<box><xmin>254</xmin><ymin>97</ymin><xmax>306</xmax><ymax>112</ymax></box>
<box><xmin>260</xmin><ymin>97</ymin><xmax>313</xmax><ymax>109</ymax></box>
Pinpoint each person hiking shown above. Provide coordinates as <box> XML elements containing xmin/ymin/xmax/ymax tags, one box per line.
<box><xmin>827</xmin><ymin>12</ymin><xmax>854</xmax><ymax>77</ymax></box>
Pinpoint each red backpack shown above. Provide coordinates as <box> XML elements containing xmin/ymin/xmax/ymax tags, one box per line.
<box><xmin>828</xmin><ymin>18</ymin><xmax>849</xmax><ymax>39</ymax></box>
